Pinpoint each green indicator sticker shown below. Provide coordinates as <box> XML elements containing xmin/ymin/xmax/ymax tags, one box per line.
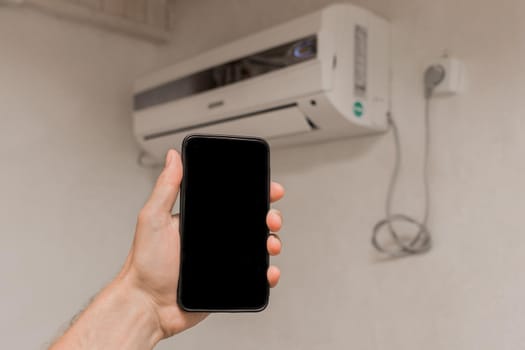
<box><xmin>353</xmin><ymin>101</ymin><xmax>364</xmax><ymax>117</ymax></box>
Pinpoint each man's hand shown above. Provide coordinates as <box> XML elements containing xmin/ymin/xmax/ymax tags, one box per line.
<box><xmin>50</xmin><ymin>149</ymin><xmax>284</xmax><ymax>350</ymax></box>
<box><xmin>119</xmin><ymin>149</ymin><xmax>284</xmax><ymax>337</ymax></box>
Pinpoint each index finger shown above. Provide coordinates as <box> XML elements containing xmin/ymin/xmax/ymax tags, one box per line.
<box><xmin>270</xmin><ymin>182</ymin><xmax>285</xmax><ymax>203</ymax></box>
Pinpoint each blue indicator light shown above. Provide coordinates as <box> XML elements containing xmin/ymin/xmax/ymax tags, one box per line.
<box><xmin>293</xmin><ymin>40</ymin><xmax>316</xmax><ymax>59</ymax></box>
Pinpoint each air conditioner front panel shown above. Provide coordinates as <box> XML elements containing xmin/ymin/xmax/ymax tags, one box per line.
<box><xmin>134</xmin><ymin>35</ymin><xmax>319</xmax><ymax>111</ymax></box>
<box><xmin>135</xmin><ymin>11</ymin><xmax>324</xmax><ymax>92</ymax></box>
<box><xmin>134</xmin><ymin>60</ymin><xmax>324</xmax><ymax>137</ymax></box>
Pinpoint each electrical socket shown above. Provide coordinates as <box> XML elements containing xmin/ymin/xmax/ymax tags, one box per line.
<box><xmin>427</xmin><ymin>57</ymin><xmax>465</xmax><ymax>96</ymax></box>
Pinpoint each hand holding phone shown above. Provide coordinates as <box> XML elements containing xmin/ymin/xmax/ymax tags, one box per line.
<box><xmin>50</xmin><ymin>148</ymin><xmax>284</xmax><ymax>349</ymax></box>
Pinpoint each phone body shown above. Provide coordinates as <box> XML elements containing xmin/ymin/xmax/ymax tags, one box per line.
<box><xmin>178</xmin><ymin>134</ymin><xmax>270</xmax><ymax>312</ymax></box>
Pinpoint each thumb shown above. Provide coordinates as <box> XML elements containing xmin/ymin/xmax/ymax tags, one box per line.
<box><xmin>146</xmin><ymin>149</ymin><xmax>182</xmax><ymax>213</ymax></box>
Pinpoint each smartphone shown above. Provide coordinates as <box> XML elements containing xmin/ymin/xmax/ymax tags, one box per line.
<box><xmin>178</xmin><ymin>134</ymin><xmax>270</xmax><ymax>312</ymax></box>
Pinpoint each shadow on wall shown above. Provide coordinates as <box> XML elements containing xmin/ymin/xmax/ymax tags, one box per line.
<box><xmin>271</xmin><ymin>132</ymin><xmax>386</xmax><ymax>174</ymax></box>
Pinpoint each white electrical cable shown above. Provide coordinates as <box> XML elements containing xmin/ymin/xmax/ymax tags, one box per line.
<box><xmin>371</xmin><ymin>98</ymin><xmax>433</xmax><ymax>256</ymax></box>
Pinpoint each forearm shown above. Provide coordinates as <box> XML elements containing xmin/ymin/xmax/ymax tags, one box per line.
<box><xmin>50</xmin><ymin>279</ymin><xmax>163</xmax><ymax>350</ymax></box>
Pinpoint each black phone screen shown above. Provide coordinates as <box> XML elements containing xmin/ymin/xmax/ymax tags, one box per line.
<box><xmin>178</xmin><ymin>135</ymin><xmax>270</xmax><ymax>312</ymax></box>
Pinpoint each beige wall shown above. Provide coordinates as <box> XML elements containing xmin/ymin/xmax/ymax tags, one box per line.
<box><xmin>156</xmin><ymin>1</ymin><xmax>525</xmax><ymax>349</ymax></box>
<box><xmin>0</xmin><ymin>8</ymin><xmax>159</xmax><ymax>349</ymax></box>
<box><xmin>2</xmin><ymin>1</ymin><xmax>525</xmax><ymax>349</ymax></box>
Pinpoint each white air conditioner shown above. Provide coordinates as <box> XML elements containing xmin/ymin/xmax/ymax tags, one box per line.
<box><xmin>133</xmin><ymin>4</ymin><xmax>390</xmax><ymax>161</ymax></box>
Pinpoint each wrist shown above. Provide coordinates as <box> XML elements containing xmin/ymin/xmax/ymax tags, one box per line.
<box><xmin>117</xmin><ymin>267</ymin><xmax>209</xmax><ymax>338</ymax></box>
<box><xmin>52</xmin><ymin>277</ymin><xmax>164</xmax><ymax>350</ymax></box>
<box><xmin>109</xmin><ymin>277</ymin><xmax>165</xmax><ymax>346</ymax></box>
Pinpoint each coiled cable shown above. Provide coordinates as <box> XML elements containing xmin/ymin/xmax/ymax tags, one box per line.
<box><xmin>372</xmin><ymin>64</ymin><xmax>444</xmax><ymax>257</ymax></box>
<box><xmin>371</xmin><ymin>103</ymin><xmax>432</xmax><ymax>256</ymax></box>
